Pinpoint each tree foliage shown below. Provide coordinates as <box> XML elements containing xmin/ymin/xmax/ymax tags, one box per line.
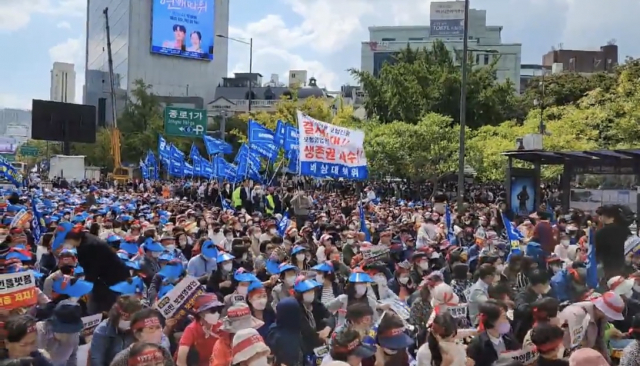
<box><xmin>349</xmin><ymin>40</ymin><xmax>522</xmax><ymax>129</ymax></box>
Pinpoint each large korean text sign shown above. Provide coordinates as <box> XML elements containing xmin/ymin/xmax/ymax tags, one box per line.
<box><xmin>0</xmin><ymin>271</ymin><xmax>37</xmax><ymax>310</ymax></box>
<box><xmin>297</xmin><ymin>111</ymin><xmax>368</xmax><ymax>180</ymax></box>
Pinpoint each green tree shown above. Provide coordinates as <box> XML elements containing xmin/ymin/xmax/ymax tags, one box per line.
<box><xmin>520</xmin><ymin>72</ymin><xmax>616</xmax><ymax>111</ymax></box>
<box><xmin>349</xmin><ymin>40</ymin><xmax>520</xmax><ymax>129</ymax></box>
<box><xmin>365</xmin><ymin>113</ymin><xmax>460</xmax><ymax>181</ymax></box>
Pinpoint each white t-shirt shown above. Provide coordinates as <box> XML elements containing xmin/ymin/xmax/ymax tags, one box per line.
<box><xmin>320</xmin><ymin>355</ymin><xmax>359</xmax><ymax>366</ymax></box>
<box><xmin>416</xmin><ymin>340</ymin><xmax>467</xmax><ymax>366</ymax></box>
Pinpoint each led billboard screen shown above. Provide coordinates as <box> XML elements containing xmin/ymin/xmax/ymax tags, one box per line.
<box><xmin>151</xmin><ymin>0</ymin><xmax>215</xmax><ymax>61</ymax></box>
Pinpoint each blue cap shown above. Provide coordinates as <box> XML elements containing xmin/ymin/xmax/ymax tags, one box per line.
<box><xmin>5</xmin><ymin>249</ymin><xmax>31</xmax><ymax>262</ymax></box>
<box><xmin>107</xmin><ymin>234</ymin><xmax>122</xmax><ymax>243</ymax></box>
<box><xmin>234</xmin><ymin>268</ymin><xmax>258</xmax><ymax>283</ymax></box>
<box><xmin>291</xmin><ymin>245</ymin><xmax>306</xmax><ymax>255</ymax></box>
<box><xmin>158</xmin><ymin>252</ymin><xmax>174</xmax><ymax>262</ymax></box>
<box><xmin>142</xmin><ymin>240</ymin><xmax>163</xmax><ymax>252</ymax></box>
<box><xmin>247</xmin><ymin>280</ymin><xmax>264</xmax><ymax>293</ymax></box>
<box><xmin>71</xmin><ymin>215</ymin><xmax>84</xmax><ymax>223</ymax></box>
<box><xmin>293</xmin><ymin>278</ymin><xmax>321</xmax><ymax>293</ymax></box>
<box><xmin>74</xmin><ymin>265</ymin><xmax>85</xmax><ymax>276</ymax></box>
<box><xmin>216</xmin><ymin>252</ymin><xmax>235</xmax><ymax>262</ymax></box>
<box><xmin>311</xmin><ymin>261</ymin><xmax>335</xmax><ymax>273</ymax></box>
<box><xmin>52</xmin><ymin>222</ymin><xmax>74</xmax><ymax>252</ymax></box>
<box><xmin>158</xmin><ymin>261</ymin><xmax>183</xmax><ymax>280</ymax></box>
<box><xmin>201</xmin><ymin>240</ymin><xmax>218</xmax><ymax>259</ymax></box>
<box><xmin>348</xmin><ymin>272</ymin><xmax>373</xmax><ymax>283</ymax></box>
<box><xmin>52</xmin><ymin>276</ymin><xmax>94</xmax><ymax>298</ymax></box>
<box><xmin>276</xmin><ymin>262</ymin><xmax>298</xmax><ymax>274</ymax></box>
<box><xmin>119</xmin><ymin>242</ymin><xmax>139</xmax><ymax>255</ymax></box>
<box><xmin>109</xmin><ymin>276</ymin><xmax>145</xmax><ymax>295</ymax></box>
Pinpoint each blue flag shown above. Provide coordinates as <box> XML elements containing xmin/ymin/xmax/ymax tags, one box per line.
<box><xmin>31</xmin><ymin>199</ymin><xmax>44</xmax><ymax>245</ymax></box>
<box><xmin>277</xmin><ymin>213</ymin><xmax>290</xmax><ymax>236</ymax></box>
<box><xmin>502</xmin><ymin>211</ymin><xmax>524</xmax><ymax>256</ymax></box>
<box><xmin>359</xmin><ymin>203</ymin><xmax>371</xmax><ymax>242</ymax></box>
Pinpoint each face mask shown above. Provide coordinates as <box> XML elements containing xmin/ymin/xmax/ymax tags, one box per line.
<box><xmin>303</xmin><ymin>292</ymin><xmax>315</xmax><ymax>303</ymax></box>
<box><xmin>495</xmin><ymin>264</ymin><xmax>505</xmax><ymax>273</ymax></box>
<box><xmin>237</xmin><ymin>286</ymin><xmax>249</xmax><ymax>295</ymax></box>
<box><xmin>285</xmin><ymin>276</ymin><xmax>296</xmax><ymax>286</ymax></box>
<box><xmin>63</xmin><ymin>243</ymin><xmax>74</xmax><ymax>250</ymax></box>
<box><xmin>316</xmin><ymin>274</ymin><xmax>324</xmax><ymax>283</ymax></box>
<box><xmin>151</xmin><ymin>252</ymin><xmax>161</xmax><ymax>258</ymax></box>
<box><xmin>551</xmin><ymin>265</ymin><xmax>561</xmax><ymax>274</ymax></box>
<box><xmin>140</xmin><ymin>330</ymin><xmax>163</xmax><ymax>345</ymax></box>
<box><xmin>251</xmin><ymin>298</ymin><xmax>267</xmax><ymax>310</ymax></box>
<box><xmin>346</xmin><ymin>239</ymin><xmax>354</xmax><ymax>245</ymax></box>
<box><xmin>296</xmin><ymin>254</ymin><xmax>306</xmax><ymax>262</ymax></box>
<box><xmin>348</xmin><ymin>225</ymin><xmax>356</xmax><ymax>230</ymax></box>
<box><xmin>248</xmin><ymin>356</ymin><xmax>269</xmax><ymax>366</ymax></box>
<box><xmin>497</xmin><ymin>321</ymin><xmax>511</xmax><ymax>334</ymax></box>
<box><xmin>399</xmin><ymin>276</ymin><xmax>409</xmax><ymax>285</ymax></box>
<box><xmin>222</xmin><ymin>263</ymin><xmax>233</xmax><ymax>272</ymax></box>
<box><xmin>561</xmin><ymin>240</ymin><xmax>570</xmax><ymax>247</ymax></box>
<box><xmin>383</xmin><ymin>348</ymin><xmax>398</xmax><ymax>355</ymax></box>
<box><xmin>226</xmin><ymin>235</ymin><xmax>233</xmax><ymax>241</ymax></box>
<box><xmin>118</xmin><ymin>320</ymin><xmax>130</xmax><ymax>330</ymax></box>
<box><xmin>254</xmin><ymin>233</ymin><xmax>261</xmax><ymax>239</ymax></box>
<box><xmin>270</xmin><ymin>229</ymin><xmax>277</xmax><ymax>235</ymax></box>
<box><xmin>165</xmin><ymin>244</ymin><xmax>176</xmax><ymax>252</ymax></box>
<box><xmin>355</xmin><ymin>284</ymin><xmax>367</xmax><ymax>296</ymax></box>
<box><xmin>204</xmin><ymin>313</ymin><xmax>220</xmax><ymax>325</ymax></box>
<box><xmin>419</xmin><ymin>262</ymin><xmax>430</xmax><ymax>270</ymax></box>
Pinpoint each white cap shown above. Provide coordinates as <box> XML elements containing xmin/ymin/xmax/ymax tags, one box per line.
<box><xmin>231</xmin><ymin>328</ymin><xmax>270</xmax><ymax>364</ymax></box>
<box><xmin>592</xmin><ymin>291</ymin><xmax>625</xmax><ymax>321</ymax></box>
<box><xmin>607</xmin><ymin>276</ymin><xmax>634</xmax><ymax>298</ymax></box>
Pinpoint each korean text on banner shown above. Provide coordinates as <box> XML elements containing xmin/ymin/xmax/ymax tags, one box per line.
<box><xmin>0</xmin><ymin>271</ymin><xmax>37</xmax><ymax>310</ymax></box>
<box><xmin>378</xmin><ymin>298</ymin><xmax>410</xmax><ymax>320</ymax></box>
<box><xmin>81</xmin><ymin>314</ymin><xmax>103</xmax><ymax>339</ymax></box>
<box><xmin>297</xmin><ymin>111</ymin><xmax>368</xmax><ymax>180</ymax></box>
<box><xmin>154</xmin><ymin>276</ymin><xmax>205</xmax><ymax>320</ymax></box>
<box><xmin>498</xmin><ymin>348</ymin><xmax>538</xmax><ymax>365</ymax></box>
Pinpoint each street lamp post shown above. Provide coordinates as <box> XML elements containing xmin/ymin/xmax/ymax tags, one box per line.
<box><xmin>216</xmin><ymin>34</ymin><xmax>253</xmax><ymax>112</ymax></box>
<box><xmin>457</xmin><ymin>0</ymin><xmax>470</xmax><ymax>208</ymax></box>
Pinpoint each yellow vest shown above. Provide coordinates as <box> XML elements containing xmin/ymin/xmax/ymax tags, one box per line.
<box><xmin>266</xmin><ymin>195</ymin><xmax>275</xmax><ymax>214</ymax></box>
<box><xmin>232</xmin><ymin>187</ymin><xmax>242</xmax><ymax>208</ymax></box>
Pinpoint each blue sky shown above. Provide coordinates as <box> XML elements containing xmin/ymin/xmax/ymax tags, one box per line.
<box><xmin>1</xmin><ymin>0</ymin><xmax>639</xmax><ymax>110</ymax></box>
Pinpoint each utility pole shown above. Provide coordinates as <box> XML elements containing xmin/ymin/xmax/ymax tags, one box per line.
<box><xmin>248</xmin><ymin>38</ymin><xmax>253</xmax><ymax>113</ymax></box>
<box><xmin>456</xmin><ymin>0</ymin><xmax>470</xmax><ymax>208</ymax></box>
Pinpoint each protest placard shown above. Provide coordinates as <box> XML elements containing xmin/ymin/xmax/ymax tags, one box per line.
<box><xmin>154</xmin><ymin>276</ymin><xmax>205</xmax><ymax>319</ymax></box>
<box><xmin>499</xmin><ymin>348</ymin><xmax>538</xmax><ymax>365</ymax></box>
<box><xmin>81</xmin><ymin>314</ymin><xmax>103</xmax><ymax>340</ymax></box>
<box><xmin>0</xmin><ymin>271</ymin><xmax>37</xmax><ymax>310</ymax></box>
<box><xmin>569</xmin><ymin>312</ymin><xmax>591</xmax><ymax>348</ymax></box>
<box><xmin>361</xmin><ymin>245</ymin><xmax>390</xmax><ymax>261</ymax></box>
<box><xmin>448</xmin><ymin>304</ymin><xmax>468</xmax><ymax>319</ymax></box>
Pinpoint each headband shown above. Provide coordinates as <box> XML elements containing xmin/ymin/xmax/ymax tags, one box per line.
<box><xmin>332</xmin><ymin>339</ymin><xmax>360</xmax><ymax>353</ymax></box>
<box><xmin>132</xmin><ymin>317</ymin><xmax>160</xmax><ymax>331</ymax></box>
<box><xmin>232</xmin><ymin>334</ymin><xmax>264</xmax><ymax>356</ymax></box>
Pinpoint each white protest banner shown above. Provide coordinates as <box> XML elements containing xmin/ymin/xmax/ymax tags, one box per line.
<box><xmin>154</xmin><ymin>276</ymin><xmax>204</xmax><ymax>319</ymax></box>
<box><xmin>448</xmin><ymin>304</ymin><xmax>468</xmax><ymax>319</ymax></box>
<box><xmin>499</xmin><ymin>348</ymin><xmax>538</xmax><ymax>365</ymax></box>
<box><xmin>0</xmin><ymin>271</ymin><xmax>37</xmax><ymax>310</ymax></box>
<box><xmin>569</xmin><ymin>312</ymin><xmax>591</xmax><ymax>348</ymax></box>
<box><xmin>361</xmin><ymin>245</ymin><xmax>390</xmax><ymax>261</ymax></box>
<box><xmin>81</xmin><ymin>314</ymin><xmax>103</xmax><ymax>341</ymax></box>
<box><xmin>297</xmin><ymin>111</ymin><xmax>368</xmax><ymax>180</ymax></box>
<box><xmin>379</xmin><ymin>298</ymin><xmax>410</xmax><ymax>320</ymax></box>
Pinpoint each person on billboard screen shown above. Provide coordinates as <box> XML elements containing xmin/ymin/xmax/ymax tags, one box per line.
<box><xmin>163</xmin><ymin>24</ymin><xmax>186</xmax><ymax>51</ymax></box>
<box><xmin>188</xmin><ymin>31</ymin><xmax>203</xmax><ymax>53</ymax></box>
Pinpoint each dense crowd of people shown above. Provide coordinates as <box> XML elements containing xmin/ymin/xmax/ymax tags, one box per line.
<box><xmin>0</xmin><ymin>178</ymin><xmax>637</xmax><ymax>366</ymax></box>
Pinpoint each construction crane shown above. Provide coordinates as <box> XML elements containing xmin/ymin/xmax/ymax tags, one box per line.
<box><xmin>103</xmin><ymin>7</ymin><xmax>130</xmax><ymax>183</ymax></box>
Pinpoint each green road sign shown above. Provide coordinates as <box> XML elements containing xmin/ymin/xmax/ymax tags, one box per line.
<box><xmin>164</xmin><ymin>107</ymin><xmax>207</xmax><ymax>138</ymax></box>
<box><xmin>19</xmin><ymin>146</ymin><xmax>39</xmax><ymax>157</ymax></box>
<box><xmin>0</xmin><ymin>154</ymin><xmax>15</xmax><ymax>162</ymax></box>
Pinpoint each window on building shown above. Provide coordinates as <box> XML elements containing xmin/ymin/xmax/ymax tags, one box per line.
<box><xmin>381</xmin><ymin>38</ymin><xmax>396</xmax><ymax>41</ymax></box>
<box><xmin>484</xmin><ymin>54</ymin><xmax>490</xmax><ymax>65</ymax></box>
<box><xmin>475</xmin><ymin>54</ymin><xmax>480</xmax><ymax>64</ymax></box>
<box><xmin>408</xmin><ymin>37</ymin><xmax>424</xmax><ymax>41</ymax></box>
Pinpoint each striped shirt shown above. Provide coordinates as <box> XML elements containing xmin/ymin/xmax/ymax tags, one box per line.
<box><xmin>320</xmin><ymin>284</ymin><xmax>335</xmax><ymax>305</ymax></box>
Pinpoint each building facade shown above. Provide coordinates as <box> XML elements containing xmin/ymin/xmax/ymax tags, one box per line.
<box><xmin>84</xmin><ymin>0</ymin><xmax>229</xmax><ymax>125</ymax></box>
<box><xmin>50</xmin><ymin>62</ymin><xmax>76</xmax><ymax>103</ymax></box>
<box><xmin>542</xmin><ymin>44</ymin><xmax>618</xmax><ymax>74</ymax></box>
<box><xmin>360</xmin><ymin>8</ymin><xmax>522</xmax><ymax>92</ymax></box>
<box><xmin>208</xmin><ymin>71</ymin><xmax>331</xmax><ymax>114</ymax></box>
<box><xmin>0</xmin><ymin>109</ymin><xmax>31</xmax><ymax>144</ymax></box>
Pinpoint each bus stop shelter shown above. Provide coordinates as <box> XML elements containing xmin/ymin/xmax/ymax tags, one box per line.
<box><xmin>501</xmin><ymin>148</ymin><xmax>640</xmax><ymax>212</ymax></box>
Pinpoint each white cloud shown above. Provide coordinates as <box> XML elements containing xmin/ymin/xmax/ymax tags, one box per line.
<box><xmin>49</xmin><ymin>37</ymin><xmax>82</xmax><ymax>64</ymax></box>
<box><xmin>56</xmin><ymin>21</ymin><xmax>72</xmax><ymax>30</ymax></box>
<box><xmin>0</xmin><ymin>0</ymin><xmax>84</xmax><ymax>32</ymax></box>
